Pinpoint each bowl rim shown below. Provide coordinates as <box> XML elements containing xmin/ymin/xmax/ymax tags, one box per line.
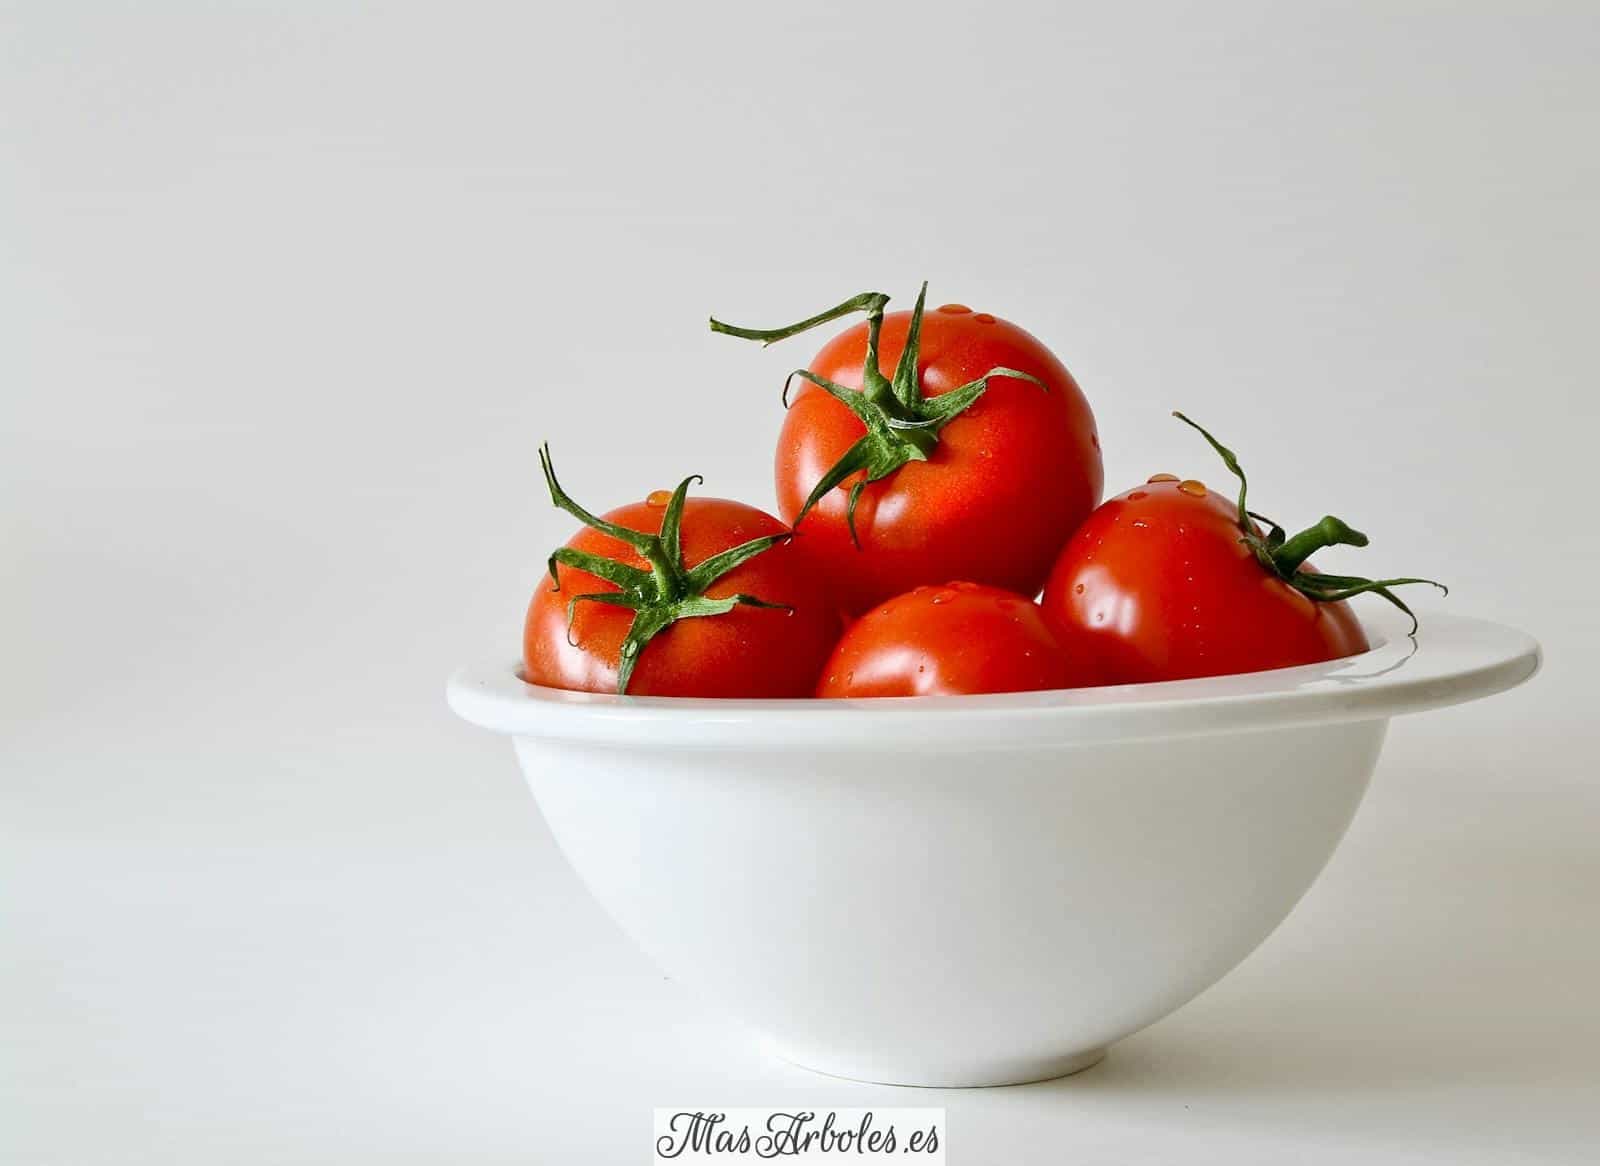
<box><xmin>447</xmin><ymin>609</ymin><xmax>1540</xmax><ymax>749</ymax></box>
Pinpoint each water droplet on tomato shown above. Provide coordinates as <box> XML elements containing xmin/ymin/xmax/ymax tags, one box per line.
<box><xmin>1128</xmin><ymin>490</ymin><xmax>1148</xmax><ymax>501</ymax></box>
<box><xmin>1094</xmin><ymin>611</ymin><xmax>1106</xmax><ymax>623</ymax></box>
<box><xmin>646</xmin><ymin>489</ymin><xmax>672</xmax><ymax>507</ymax></box>
<box><xmin>917</xmin><ymin>664</ymin><xmax>926</xmax><ymax>673</ymax></box>
<box><xmin>1131</xmin><ymin>519</ymin><xmax>1150</xmax><ymax>529</ymax></box>
<box><xmin>938</xmin><ymin>303</ymin><xmax>971</xmax><ymax>314</ymax></box>
<box><xmin>1148</xmin><ymin>473</ymin><xmax>1179</xmax><ymax>483</ymax></box>
<box><xmin>1074</xmin><ymin>583</ymin><xmax>1085</xmax><ymax>595</ymax></box>
<box><xmin>930</xmin><ymin>589</ymin><xmax>956</xmax><ymax>605</ymax></box>
<box><xmin>951</xmin><ymin>580</ymin><xmax>980</xmax><ymax>592</ymax></box>
<box><xmin>973</xmin><ymin>312</ymin><xmax>997</xmax><ymax>324</ymax></box>
<box><xmin>1178</xmin><ymin>479</ymin><xmax>1207</xmax><ymax>497</ymax></box>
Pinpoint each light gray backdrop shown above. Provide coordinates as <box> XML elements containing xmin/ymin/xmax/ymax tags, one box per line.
<box><xmin>4</xmin><ymin>2</ymin><xmax>1596</xmax><ymax>1163</ymax></box>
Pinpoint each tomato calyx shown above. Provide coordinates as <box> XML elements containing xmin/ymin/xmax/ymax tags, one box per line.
<box><xmin>710</xmin><ymin>283</ymin><xmax>1044</xmax><ymax>547</ymax></box>
<box><xmin>1171</xmin><ymin>412</ymin><xmax>1447</xmax><ymax>634</ymax></box>
<box><xmin>538</xmin><ymin>444</ymin><xmax>793</xmax><ymax>694</ymax></box>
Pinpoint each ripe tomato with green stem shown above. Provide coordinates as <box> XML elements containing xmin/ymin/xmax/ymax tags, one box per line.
<box><xmin>818</xmin><ymin>580</ymin><xmax>1100</xmax><ymax>697</ymax></box>
<box><xmin>711</xmin><ymin>284</ymin><xmax>1102</xmax><ymax>614</ymax></box>
<box><xmin>1040</xmin><ymin>414</ymin><xmax>1446</xmax><ymax>684</ymax></box>
<box><xmin>523</xmin><ymin>446</ymin><xmax>839</xmax><ymax>697</ymax></box>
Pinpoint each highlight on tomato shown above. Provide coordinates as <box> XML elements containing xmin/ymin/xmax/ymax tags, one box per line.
<box><xmin>1040</xmin><ymin>414</ymin><xmax>1446</xmax><ymax>685</ymax></box>
<box><xmin>817</xmin><ymin>581</ymin><xmax>1100</xmax><ymax>698</ymax></box>
<box><xmin>711</xmin><ymin>284</ymin><xmax>1103</xmax><ymax>614</ymax></box>
<box><xmin>523</xmin><ymin>446</ymin><xmax>839</xmax><ymax>697</ymax></box>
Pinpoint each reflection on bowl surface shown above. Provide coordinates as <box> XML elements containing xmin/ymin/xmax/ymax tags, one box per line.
<box><xmin>449</xmin><ymin>612</ymin><xmax>1538</xmax><ymax>1086</ymax></box>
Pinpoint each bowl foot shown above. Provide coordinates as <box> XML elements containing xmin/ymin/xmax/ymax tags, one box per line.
<box><xmin>761</xmin><ymin>1041</ymin><xmax>1109</xmax><ymax>1089</ymax></box>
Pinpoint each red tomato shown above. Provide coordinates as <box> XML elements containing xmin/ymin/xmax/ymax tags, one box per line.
<box><xmin>524</xmin><ymin>449</ymin><xmax>838</xmax><ymax>697</ymax></box>
<box><xmin>713</xmin><ymin>287</ymin><xmax>1102</xmax><ymax>613</ymax></box>
<box><xmin>1041</xmin><ymin>480</ymin><xmax>1369</xmax><ymax>683</ymax></box>
<box><xmin>817</xmin><ymin>582</ymin><xmax>1099</xmax><ymax>697</ymax></box>
<box><xmin>1041</xmin><ymin>415</ymin><xmax>1443</xmax><ymax>684</ymax></box>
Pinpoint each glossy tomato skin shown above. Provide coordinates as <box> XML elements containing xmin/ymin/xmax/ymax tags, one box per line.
<box><xmin>817</xmin><ymin>582</ymin><xmax>1100</xmax><ymax>698</ymax></box>
<box><xmin>1040</xmin><ymin>480</ymin><xmax>1369</xmax><ymax>684</ymax></box>
<box><xmin>780</xmin><ymin>305</ymin><xmax>1102</xmax><ymax>613</ymax></box>
<box><xmin>524</xmin><ymin>497</ymin><xmax>839</xmax><ymax>697</ymax></box>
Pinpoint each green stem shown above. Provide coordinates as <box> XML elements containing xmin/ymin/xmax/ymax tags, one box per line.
<box><xmin>539</xmin><ymin>443</ymin><xmax>656</xmax><ymax>554</ymax></box>
<box><xmin>709</xmin><ymin>292</ymin><xmax>888</xmax><ymax>346</ymax></box>
<box><xmin>1271</xmin><ymin>516</ymin><xmax>1369</xmax><ymax>575</ymax></box>
<box><xmin>642</xmin><ymin>545</ymin><xmax>684</xmax><ymax>602</ymax></box>
<box><xmin>1172</xmin><ymin>411</ymin><xmax>1250</xmax><ymax>533</ymax></box>
<box><xmin>1173</xmin><ymin>413</ymin><xmax>1447</xmax><ymax>635</ymax></box>
<box><xmin>713</xmin><ymin>283</ymin><xmax>1045</xmax><ymax>553</ymax></box>
<box><xmin>537</xmin><ymin>445</ymin><xmax>791</xmax><ymax>693</ymax></box>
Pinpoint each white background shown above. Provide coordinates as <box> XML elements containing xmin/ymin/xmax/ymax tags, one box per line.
<box><xmin>4</xmin><ymin>2</ymin><xmax>1597</xmax><ymax>1162</ymax></box>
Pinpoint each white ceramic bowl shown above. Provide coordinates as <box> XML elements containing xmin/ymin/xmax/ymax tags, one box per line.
<box><xmin>448</xmin><ymin>610</ymin><xmax>1538</xmax><ymax>1087</ymax></box>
